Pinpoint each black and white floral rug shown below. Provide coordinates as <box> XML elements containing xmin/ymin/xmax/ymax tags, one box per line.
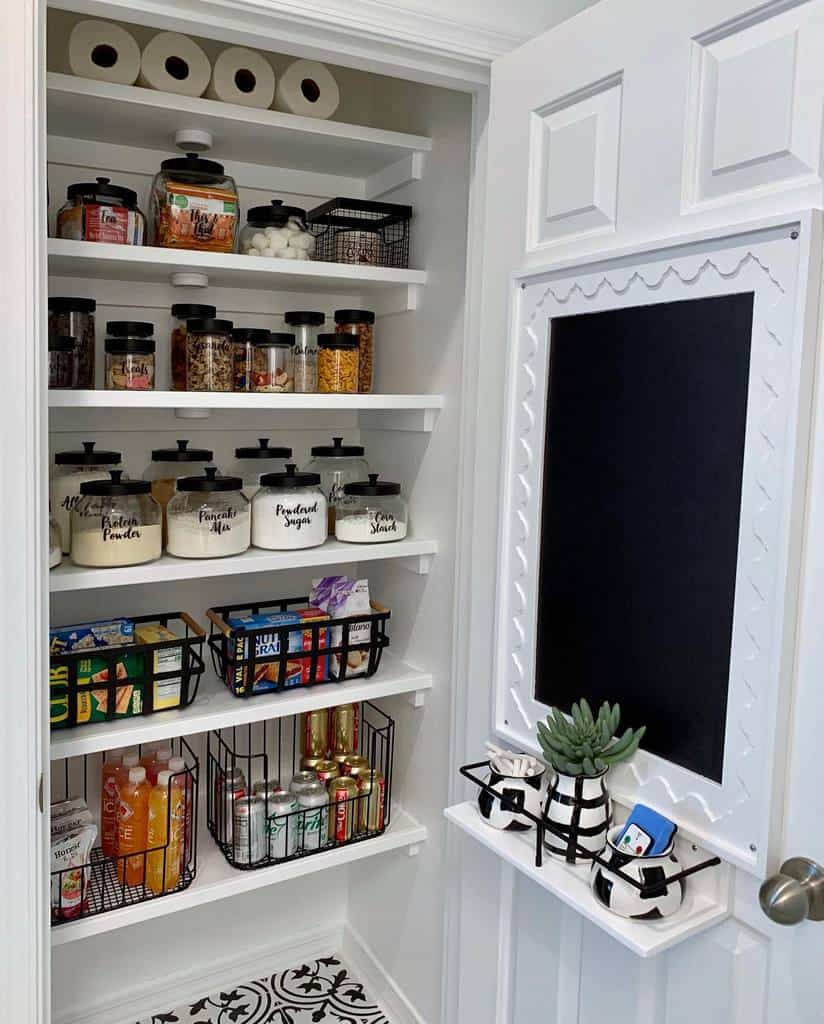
<box><xmin>138</xmin><ymin>956</ymin><xmax>389</xmax><ymax>1024</ymax></box>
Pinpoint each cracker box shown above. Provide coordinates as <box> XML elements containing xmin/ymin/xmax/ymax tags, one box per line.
<box><xmin>135</xmin><ymin>623</ymin><xmax>184</xmax><ymax>710</ymax></box>
<box><xmin>226</xmin><ymin>608</ymin><xmax>329</xmax><ymax>694</ymax></box>
<box><xmin>50</xmin><ymin>653</ymin><xmax>145</xmax><ymax>728</ymax></box>
<box><xmin>49</xmin><ymin>618</ymin><xmax>134</xmax><ymax>656</ymax></box>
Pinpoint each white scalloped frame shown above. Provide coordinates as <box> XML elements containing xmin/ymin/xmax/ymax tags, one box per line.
<box><xmin>493</xmin><ymin>214</ymin><xmax>822</xmax><ymax>875</ymax></box>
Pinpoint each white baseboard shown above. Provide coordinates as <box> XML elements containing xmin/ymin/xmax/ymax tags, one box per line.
<box><xmin>341</xmin><ymin>923</ymin><xmax>428</xmax><ymax>1024</ymax></box>
<box><xmin>55</xmin><ymin>922</ymin><xmax>344</xmax><ymax>1024</ymax></box>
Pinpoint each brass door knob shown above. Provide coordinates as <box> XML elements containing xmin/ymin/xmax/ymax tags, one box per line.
<box><xmin>759</xmin><ymin>858</ymin><xmax>824</xmax><ymax>925</ymax></box>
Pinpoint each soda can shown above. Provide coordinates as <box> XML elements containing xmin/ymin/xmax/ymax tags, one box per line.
<box><xmin>266</xmin><ymin>790</ymin><xmax>300</xmax><ymax>861</ymax></box>
<box><xmin>300</xmin><ymin>708</ymin><xmax>329</xmax><ymax>759</ymax></box>
<box><xmin>328</xmin><ymin>777</ymin><xmax>359</xmax><ymax>843</ymax></box>
<box><xmin>252</xmin><ymin>779</ymin><xmax>283</xmax><ymax>800</ymax></box>
<box><xmin>297</xmin><ymin>780</ymin><xmax>328</xmax><ymax>852</ymax></box>
<box><xmin>357</xmin><ymin>769</ymin><xmax>386</xmax><ymax>833</ymax></box>
<box><xmin>342</xmin><ymin>755</ymin><xmax>369</xmax><ymax>780</ymax></box>
<box><xmin>233</xmin><ymin>794</ymin><xmax>266</xmax><ymax>865</ymax></box>
<box><xmin>290</xmin><ymin>770</ymin><xmax>318</xmax><ymax>797</ymax></box>
<box><xmin>315</xmin><ymin>759</ymin><xmax>340</xmax><ymax>785</ymax></box>
<box><xmin>329</xmin><ymin>703</ymin><xmax>358</xmax><ymax>755</ymax></box>
<box><xmin>215</xmin><ymin>765</ymin><xmax>246</xmax><ymax>844</ymax></box>
<box><xmin>300</xmin><ymin>755</ymin><xmax>325</xmax><ymax>772</ymax></box>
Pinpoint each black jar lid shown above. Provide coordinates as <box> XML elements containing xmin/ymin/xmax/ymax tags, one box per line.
<box><xmin>235</xmin><ymin>438</ymin><xmax>293</xmax><ymax>460</ymax></box>
<box><xmin>260</xmin><ymin>464</ymin><xmax>321</xmax><ymax>488</ymax></box>
<box><xmin>105</xmin><ymin>337</ymin><xmax>156</xmax><ymax>356</ymax></box>
<box><xmin>176</xmin><ymin>466</ymin><xmax>243</xmax><ymax>492</ymax></box>
<box><xmin>318</xmin><ymin>333</ymin><xmax>358</xmax><ymax>349</ymax></box>
<box><xmin>232</xmin><ymin>328</ymin><xmax>271</xmax><ymax>345</ymax></box>
<box><xmin>284</xmin><ymin>310</ymin><xmax>325</xmax><ymax>327</ymax></box>
<box><xmin>159</xmin><ymin>153</ymin><xmax>227</xmax><ymax>182</ymax></box>
<box><xmin>66</xmin><ymin>177</ymin><xmax>138</xmax><ymax>208</ymax></box>
<box><xmin>171</xmin><ymin>303</ymin><xmax>216</xmax><ymax>320</ymax></box>
<box><xmin>310</xmin><ymin>436</ymin><xmax>365</xmax><ymax>458</ymax></box>
<box><xmin>246</xmin><ymin>199</ymin><xmax>307</xmax><ymax>226</ymax></box>
<box><xmin>106</xmin><ymin>321</ymin><xmax>154</xmax><ymax>338</ymax></box>
<box><xmin>49</xmin><ymin>296</ymin><xmax>96</xmax><ymax>314</ymax></box>
<box><xmin>55</xmin><ymin>441</ymin><xmax>122</xmax><ymax>466</ymax></box>
<box><xmin>49</xmin><ymin>334</ymin><xmax>75</xmax><ymax>352</ymax></box>
<box><xmin>187</xmin><ymin>318</ymin><xmax>234</xmax><ymax>334</ymax></box>
<box><xmin>334</xmin><ymin>309</ymin><xmax>375</xmax><ymax>325</ymax></box>
<box><xmin>344</xmin><ymin>473</ymin><xmax>401</xmax><ymax>496</ymax></box>
<box><xmin>150</xmin><ymin>439</ymin><xmax>214</xmax><ymax>463</ymax></box>
<box><xmin>254</xmin><ymin>332</ymin><xmax>295</xmax><ymax>347</ymax></box>
<box><xmin>80</xmin><ymin>469</ymin><xmax>150</xmax><ymax>496</ymax></box>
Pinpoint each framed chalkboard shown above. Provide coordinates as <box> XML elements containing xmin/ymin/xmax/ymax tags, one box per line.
<box><xmin>534</xmin><ymin>294</ymin><xmax>754</xmax><ymax>783</ymax></box>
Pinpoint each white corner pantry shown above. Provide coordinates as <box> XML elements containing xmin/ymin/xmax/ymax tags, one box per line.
<box><xmin>8</xmin><ymin>1</ymin><xmax>824</xmax><ymax>1023</ymax></box>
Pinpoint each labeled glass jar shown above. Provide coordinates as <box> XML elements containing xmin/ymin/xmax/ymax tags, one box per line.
<box><xmin>251</xmin><ymin>464</ymin><xmax>327</xmax><ymax>550</ymax></box>
<box><xmin>49</xmin><ymin>514</ymin><xmax>62</xmax><ymax>570</ymax></box>
<box><xmin>229</xmin><ymin>439</ymin><xmax>293</xmax><ymax>500</ymax></box>
<box><xmin>186</xmin><ymin>318</ymin><xmax>234</xmax><ymax>392</ymax></box>
<box><xmin>49</xmin><ymin>335</ymin><xmax>76</xmax><ymax>390</ymax></box>
<box><xmin>251</xmin><ymin>333</ymin><xmax>295</xmax><ymax>393</ymax></box>
<box><xmin>317</xmin><ymin>334</ymin><xmax>358</xmax><ymax>394</ymax></box>
<box><xmin>48</xmin><ymin>296</ymin><xmax>96</xmax><ymax>389</ymax></box>
<box><xmin>335</xmin><ymin>310</ymin><xmax>375</xmax><ymax>394</ymax></box>
<box><xmin>304</xmin><ymin>437</ymin><xmax>369</xmax><ymax>533</ymax></box>
<box><xmin>285</xmin><ymin>310</ymin><xmax>324</xmax><ymax>393</ymax></box>
<box><xmin>335</xmin><ymin>474</ymin><xmax>408</xmax><ymax>543</ymax></box>
<box><xmin>56</xmin><ymin>177</ymin><xmax>146</xmax><ymax>245</ymax></box>
<box><xmin>72</xmin><ymin>471</ymin><xmax>162</xmax><ymax>568</ymax></box>
<box><xmin>231</xmin><ymin>327</ymin><xmax>270</xmax><ymax>392</ymax></box>
<box><xmin>149</xmin><ymin>154</ymin><xmax>238</xmax><ymax>253</ymax></box>
<box><xmin>51</xmin><ymin>442</ymin><xmax>122</xmax><ymax>554</ymax></box>
<box><xmin>239</xmin><ymin>200</ymin><xmax>314</xmax><ymax>260</ymax></box>
<box><xmin>167</xmin><ymin>467</ymin><xmax>250</xmax><ymax>559</ymax></box>
<box><xmin>104</xmin><ymin>322</ymin><xmax>156</xmax><ymax>390</ymax></box>
<box><xmin>144</xmin><ymin>440</ymin><xmax>215</xmax><ymax>543</ymax></box>
<box><xmin>171</xmin><ymin>303</ymin><xmax>216</xmax><ymax>391</ymax></box>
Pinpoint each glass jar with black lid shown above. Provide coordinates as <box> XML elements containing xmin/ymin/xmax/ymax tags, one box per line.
<box><xmin>49</xmin><ymin>335</ymin><xmax>76</xmax><ymax>390</ymax></box>
<box><xmin>149</xmin><ymin>154</ymin><xmax>239</xmax><ymax>253</ymax></box>
<box><xmin>144</xmin><ymin>439</ymin><xmax>215</xmax><ymax>542</ymax></box>
<box><xmin>72</xmin><ymin>470</ymin><xmax>162</xmax><ymax>568</ymax></box>
<box><xmin>171</xmin><ymin>303</ymin><xmax>216</xmax><ymax>391</ymax></box>
<box><xmin>304</xmin><ymin>437</ymin><xmax>369</xmax><ymax>533</ymax></box>
<box><xmin>167</xmin><ymin>467</ymin><xmax>250</xmax><ymax>559</ymax></box>
<box><xmin>285</xmin><ymin>310</ymin><xmax>324</xmax><ymax>393</ymax></box>
<box><xmin>104</xmin><ymin>321</ymin><xmax>156</xmax><ymax>390</ymax></box>
<box><xmin>335</xmin><ymin>473</ymin><xmax>408</xmax><ymax>544</ymax></box>
<box><xmin>239</xmin><ymin>199</ymin><xmax>315</xmax><ymax>260</ymax></box>
<box><xmin>231</xmin><ymin>327</ymin><xmax>270</xmax><ymax>392</ymax></box>
<box><xmin>51</xmin><ymin>441</ymin><xmax>123</xmax><ymax>555</ymax></box>
<box><xmin>251</xmin><ymin>464</ymin><xmax>327</xmax><ymax>550</ymax></box>
<box><xmin>56</xmin><ymin>177</ymin><xmax>146</xmax><ymax>245</ymax></box>
<box><xmin>229</xmin><ymin>439</ymin><xmax>293</xmax><ymax>500</ymax></box>
<box><xmin>186</xmin><ymin>318</ymin><xmax>234</xmax><ymax>392</ymax></box>
<box><xmin>48</xmin><ymin>296</ymin><xmax>96</xmax><ymax>388</ymax></box>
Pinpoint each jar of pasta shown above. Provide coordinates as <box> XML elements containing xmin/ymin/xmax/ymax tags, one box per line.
<box><xmin>186</xmin><ymin>318</ymin><xmax>234</xmax><ymax>392</ymax></box>
<box><xmin>104</xmin><ymin>322</ymin><xmax>156</xmax><ymax>390</ymax></box>
<box><xmin>317</xmin><ymin>334</ymin><xmax>358</xmax><ymax>394</ymax></box>
<box><xmin>251</xmin><ymin>333</ymin><xmax>295</xmax><ymax>393</ymax></box>
<box><xmin>334</xmin><ymin>309</ymin><xmax>375</xmax><ymax>394</ymax></box>
<box><xmin>170</xmin><ymin>303</ymin><xmax>216</xmax><ymax>391</ymax></box>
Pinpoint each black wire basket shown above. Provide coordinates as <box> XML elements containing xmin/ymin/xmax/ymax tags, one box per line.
<box><xmin>207</xmin><ymin>701</ymin><xmax>394</xmax><ymax>870</ymax></box>
<box><xmin>307</xmin><ymin>198</ymin><xmax>412</xmax><ymax>269</ymax></box>
<box><xmin>207</xmin><ymin>596</ymin><xmax>391</xmax><ymax>698</ymax></box>
<box><xmin>51</xmin><ymin>737</ymin><xmax>199</xmax><ymax>927</ymax></box>
<box><xmin>50</xmin><ymin>612</ymin><xmax>206</xmax><ymax>731</ymax></box>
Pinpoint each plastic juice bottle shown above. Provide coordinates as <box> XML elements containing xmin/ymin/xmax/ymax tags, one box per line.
<box><xmin>117</xmin><ymin>765</ymin><xmax>150</xmax><ymax>887</ymax></box>
<box><xmin>146</xmin><ymin>769</ymin><xmax>183</xmax><ymax>894</ymax></box>
<box><xmin>147</xmin><ymin>746</ymin><xmax>173</xmax><ymax>785</ymax></box>
<box><xmin>139</xmin><ymin>744</ymin><xmax>160</xmax><ymax>770</ymax></box>
<box><xmin>168</xmin><ymin>755</ymin><xmax>190</xmax><ymax>874</ymax></box>
<box><xmin>100</xmin><ymin>750</ymin><xmax>123</xmax><ymax>858</ymax></box>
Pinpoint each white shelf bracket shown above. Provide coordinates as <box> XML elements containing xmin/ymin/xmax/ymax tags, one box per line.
<box><xmin>406</xmin><ymin>843</ymin><xmax>422</xmax><ymax>857</ymax></box>
<box><xmin>372</xmin><ymin>284</ymin><xmax>420</xmax><ymax>317</ymax></box>
<box><xmin>365</xmin><ymin>151</ymin><xmax>426</xmax><ymax>200</ymax></box>
<box><xmin>399</xmin><ymin>552</ymin><xmax>436</xmax><ymax>575</ymax></box>
<box><xmin>358</xmin><ymin>407</ymin><xmax>439</xmax><ymax>433</ymax></box>
<box><xmin>407</xmin><ymin>690</ymin><xmax>427</xmax><ymax>709</ymax></box>
<box><xmin>175</xmin><ymin>407</ymin><xmax>212</xmax><ymax>419</ymax></box>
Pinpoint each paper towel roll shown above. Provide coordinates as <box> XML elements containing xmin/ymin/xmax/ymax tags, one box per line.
<box><xmin>138</xmin><ymin>32</ymin><xmax>211</xmax><ymax>98</ymax></box>
<box><xmin>206</xmin><ymin>47</ymin><xmax>276</xmax><ymax>109</ymax></box>
<box><xmin>67</xmin><ymin>20</ymin><xmax>141</xmax><ymax>86</ymax></box>
<box><xmin>275</xmin><ymin>59</ymin><xmax>340</xmax><ymax>120</ymax></box>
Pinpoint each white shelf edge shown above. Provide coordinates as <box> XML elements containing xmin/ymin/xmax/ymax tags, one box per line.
<box><xmin>444</xmin><ymin>802</ymin><xmax>731</xmax><ymax>958</ymax></box>
<box><xmin>47</xmin><ymin>390</ymin><xmax>445</xmax><ymax>413</ymax></box>
<box><xmin>49</xmin><ymin>536</ymin><xmax>438</xmax><ymax>592</ymax></box>
<box><xmin>50</xmin><ymin>654</ymin><xmax>433</xmax><ymax>760</ymax></box>
<box><xmin>51</xmin><ymin>807</ymin><xmax>427</xmax><ymax>946</ymax></box>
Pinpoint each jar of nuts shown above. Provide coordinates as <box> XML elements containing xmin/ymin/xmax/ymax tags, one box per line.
<box><xmin>186</xmin><ymin>318</ymin><xmax>234</xmax><ymax>392</ymax></box>
<box><xmin>334</xmin><ymin>309</ymin><xmax>375</xmax><ymax>394</ymax></box>
<box><xmin>104</xmin><ymin>322</ymin><xmax>156</xmax><ymax>391</ymax></box>
<box><xmin>317</xmin><ymin>334</ymin><xmax>359</xmax><ymax>394</ymax></box>
<box><xmin>251</xmin><ymin>333</ymin><xmax>295</xmax><ymax>393</ymax></box>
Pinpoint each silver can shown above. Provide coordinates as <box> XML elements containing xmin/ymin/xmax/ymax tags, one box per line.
<box><xmin>266</xmin><ymin>790</ymin><xmax>300</xmax><ymax>861</ymax></box>
<box><xmin>215</xmin><ymin>765</ymin><xmax>246</xmax><ymax>844</ymax></box>
<box><xmin>253</xmin><ymin>779</ymin><xmax>283</xmax><ymax>803</ymax></box>
<box><xmin>290</xmin><ymin>770</ymin><xmax>318</xmax><ymax>797</ymax></box>
<box><xmin>233</xmin><ymin>794</ymin><xmax>266</xmax><ymax>865</ymax></box>
<box><xmin>297</xmin><ymin>780</ymin><xmax>328</xmax><ymax>852</ymax></box>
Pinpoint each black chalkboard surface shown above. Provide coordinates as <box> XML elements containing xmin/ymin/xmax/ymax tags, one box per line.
<box><xmin>534</xmin><ymin>293</ymin><xmax>755</xmax><ymax>783</ymax></box>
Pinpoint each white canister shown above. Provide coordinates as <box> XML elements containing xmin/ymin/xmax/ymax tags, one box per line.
<box><xmin>251</xmin><ymin>464</ymin><xmax>327</xmax><ymax>550</ymax></box>
<box><xmin>51</xmin><ymin>441</ymin><xmax>122</xmax><ymax>554</ymax></box>
<box><xmin>166</xmin><ymin>467</ymin><xmax>251</xmax><ymax>559</ymax></box>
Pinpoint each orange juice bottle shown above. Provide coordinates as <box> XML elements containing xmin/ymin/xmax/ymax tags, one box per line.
<box><xmin>146</xmin><ymin>770</ymin><xmax>183</xmax><ymax>894</ymax></box>
<box><xmin>117</xmin><ymin>765</ymin><xmax>150</xmax><ymax>887</ymax></box>
<box><xmin>168</xmin><ymin>756</ymin><xmax>190</xmax><ymax>874</ymax></box>
<box><xmin>139</xmin><ymin>744</ymin><xmax>160</xmax><ymax>770</ymax></box>
<box><xmin>100</xmin><ymin>750</ymin><xmax>123</xmax><ymax>858</ymax></box>
<box><xmin>147</xmin><ymin>746</ymin><xmax>172</xmax><ymax>786</ymax></box>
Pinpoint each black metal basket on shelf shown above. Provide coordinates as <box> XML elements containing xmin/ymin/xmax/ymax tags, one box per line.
<box><xmin>307</xmin><ymin>197</ymin><xmax>412</xmax><ymax>269</ymax></box>
<box><xmin>50</xmin><ymin>737</ymin><xmax>199</xmax><ymax>927</ymax></box>
<box><xmin>207</xmin><ymin>595</ymin><xmax>391</xmax><ymax>699</ymax></box>
<box><xmin>50</xmin><ymin>612</ymin><xmax>206</xmax><ymax>731</ymax></box>
<box><xmin>207</xmin><ymin>701</ymin><xmax>394</xmax><ymax>870</ymax></box>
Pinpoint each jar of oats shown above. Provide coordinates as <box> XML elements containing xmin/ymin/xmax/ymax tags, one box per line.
<box><xmin>334</xmin><ymin>309</ymin><xmax>375</xmax><ymax>394</ymax></box>
<box><xmin>186</xmin><ymin>318</ymin><xmax>234</xmax><ymax>392</ymax></box>
<box><xmin>317</xmin><ymin>334</ymin><xmax>358</xmax><ymax>394</ymax></box>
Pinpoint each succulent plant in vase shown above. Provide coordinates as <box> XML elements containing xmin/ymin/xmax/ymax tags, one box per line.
<box><xmin>537</xmin><ymin>700</ymin><xmax>646</xmax><ymax>864</ymax></box>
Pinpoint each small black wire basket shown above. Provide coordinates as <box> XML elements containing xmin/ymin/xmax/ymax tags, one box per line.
<box><xmin>307</xmin><ymin>198</ymin><xmax>412</xmax><ymax>269</ymax></box>
<box><xmin>207</xmin><ymin>596</ymin><xmax>391</xmax><ymax>698</ymax></box>
<box><xmin>51</xmin><ymin>737</ymin><xmax>199</xmax><ymax>927</ymax></box>
<box><xmin>207</xmin><ymin>701</ymin><xmax>394</xmax><ymax>870</ymax></box>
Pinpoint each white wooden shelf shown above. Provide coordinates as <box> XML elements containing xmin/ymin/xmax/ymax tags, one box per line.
<box><xmin>444</xmin><ymin>802</ymin><xmax>731</xmax><ymax>958</ymax></box>
<box><xmin>49</xmin><ymin>536</ymin><xmax>437</xmax><ymax>592</ymax></box>
<box><xmin>48</xmin><ymin>390</ymin><xmax>444</xmax><ymax>413</ymax></box>
<box><xmin>51</xmin><ymin>806</ymin><xmax>427</xmax><ymax>946</ymax></box>
<box><xmin>50</xmin><ymin>653</ymin><xmax>432</xmax><ymax>760</ymax></box>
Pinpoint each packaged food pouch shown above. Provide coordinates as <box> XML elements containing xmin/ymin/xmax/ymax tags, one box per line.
<box><xmin>310</xmin><ymin>576</ymin><xmax>372</xmax><ymax>679</ymax></box>
<box><xmin>51</xmin><ymin>808</ymin><xmax>94</xmax><ymax>837</ymax></box>
<box><xmin>51</xmin><ymin>823</ymin><xmax>97</xmax><ymax>922</ymax></box>
<box><xmin>50</xmin><ymin>796</ymin><xmax>88</xmax><ymax>819</ymax></box>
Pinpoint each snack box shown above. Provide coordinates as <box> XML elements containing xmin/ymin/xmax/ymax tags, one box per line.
<box><xmin>49</xmin><ymin>618</ymin><xmax>134</xmax><ymax>656</ymax></box>
<box><xmin>50</xmin><ymin>653</ymin><xmax>145</xmax><ymax>728</ymax></box>
<box><xmin>226</xmin><ymin>608</ymin><xmax>329</xmax><ymax>694</ymax></box>
<box><xmin>134</xmin><ymin>623</ymin><xmax>184</xmax><ymax>711</ymax></box>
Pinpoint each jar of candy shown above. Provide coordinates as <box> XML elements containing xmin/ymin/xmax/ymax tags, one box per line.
<box><xmin>251</xmin><ymin>333</ymin><xmax>295</xmax><ymax>393</ymax></box>
<box><xmin>104</xmin><ymin>322</ymin><xmax>156</xmax><ymax>390</ymax></box>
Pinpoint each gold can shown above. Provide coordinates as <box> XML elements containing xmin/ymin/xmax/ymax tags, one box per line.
<box><xmin>331</xmin><ymin>751</ymin><xmax>351</xmax><ymax>769</ymax></box>
<box><xmin>329</xmin><ymin>703</ymin><xmax>359</xmax><ymax>755</ymax></box>
<box><xmin>357</xmin><ymin>769</ymin><xmax>385</xmax><ymax>833</ymax></box>
<box><xmin>300</xmin><ymin>708</ymin><xmax>329</xmax><ymax>759</ymax></box>
<box><xmin>314</xmin><ymin>759</ymin><xmax>340</xmax><ymax>785</ymax></box>
<box><xmin>328</xmin><ymin>776</ymin><xmax>359</xmax><ymax>842</ymax></box>
<box><xmin>300</xmin><ymin>755</ymin><xmax>325</xmax><ymax>772</ymax></box>
<box><xmin>342</xmin><ymin>755</ymin><xmax>369</xmax><ymax>780</ymax></box>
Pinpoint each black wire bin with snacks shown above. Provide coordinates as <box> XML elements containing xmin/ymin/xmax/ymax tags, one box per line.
<box><xmin>307</xmin><ymin>197</ymin><xmax>412</xmax><ymax>269</ymax></box>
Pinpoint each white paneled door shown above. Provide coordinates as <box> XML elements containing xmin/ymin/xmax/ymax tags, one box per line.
<box><xmin>464</xmin><ymin>0</ymin><xmax>824</xmax><ymax>1021</ymax></box>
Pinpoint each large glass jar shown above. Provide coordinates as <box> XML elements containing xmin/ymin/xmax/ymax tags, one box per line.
<box><xmin>186</xmin><ymin>318</ymin><xmax>234</xmax><ymax>392</ymax></box>
<box><xmin>144</xmin><ymin>440</ymin><xmax>214</xmax><ymax>543</ymax></box>
<box><xmin>334</xmin><ymin>309</ymin><xmax>375</xmax><ymax>394</ymax></box>
<box><xmin>56</xmin><ymin>177</ymin><xmax>145</xmax><ymax>246</ymax></box>
<box><xmin>48</xmin><ymin>296</ymin><xmax>96</xmax><ymax>389</ymax></box>
<box><xmin>167</xmin><ymin>467</ymin><xmax>250</xmax><ymax>559</ymax></box>
<box><xmin>72</xmin><ymin>471</ymin><xmax>162</xmax><ymax>568</ymax></box>
<box><xmin>251</xmin><ymin>465</ymin><xmax>327</xmax><ymax>550</ymax></box>
<box><xmin>149</xmin><ymin>154</ymin><xmax>238</xmax><ymax>253</ymax></box>
<box><xmin>104</xmin><ymin>322</ymin><xmax>155</xmax><ymax>390</ymax></box>
<box><xmin>49</xmin><ymin>335</ymin><xmax>76</xmax><ymax>390</ymax></box>
<box><xmin>285</xmin><ymin>310</ymin><xmax>324</xmax><ymax>393</ymax></box>
<box><xmin>317</xmin><ymin>334</ymin><xmax>358</xmax><ymax>394</ymax></box>
<box><xmin>49</xmin><ymin>514</ymin><xmax>62</xmax><ymax>570</ymax></box>
<box><xmin>304</xmin><ymin>437</ymin><xmax>369</xmax><ymax>533</ymax></box>
<box><xmin>239</xmin><ymin>200</ymin><xmax>314</xmax><ymax>260</ymax></box>
<box><xmin>231</xmin><ymin>328</ymin><xmax>270</xmax><ymax>392</ymax></box>
<box><xmin>51</xmin><ymin>442</ymin><xmax>122</xmax><ymax>554</ymax></box>
<box><xmin>335</xmin><ymin>474</ymin><xmax>408</xmax><ymax>543</ymax></box>
<box><xmin>171</xmin><ymin>303</ymin><xmax>216</xmax><ymax>391</ymax></box>
<box><xmin>251</xmin><ymin>333</ymin><xmax>295</xmax><ymax>393</ymax></box>
<box><xmin>229</xmin><ymin>439</ymin><xmax>293</xmax><ymax>500</ymax></box>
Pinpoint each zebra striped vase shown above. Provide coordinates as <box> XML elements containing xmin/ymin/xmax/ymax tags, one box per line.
<box><xmin>543</xmin><ymin>769</ymin><xmax>611</xmax><ymax>865</ymax></box>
